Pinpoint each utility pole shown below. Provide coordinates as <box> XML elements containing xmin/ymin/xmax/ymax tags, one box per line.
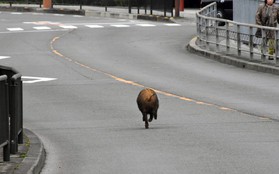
<box><xmin>43</xmin><ymin>0</ymin><xmax>52</xmax><ymax>9</ymax></box>
<box><xmin>175</xmin><ymin>0</ymin><xmax>180</xmax><ymax>17</ymax></box>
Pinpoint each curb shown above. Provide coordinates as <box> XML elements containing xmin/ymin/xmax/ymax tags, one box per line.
<box><xmin>187</xmin><ymin>37</ymin><xmax>279</xmax><ymax>76</ymax></box>
<box><xmin>0</xmin><ymin>6</ymin><xmax>85</xmax><ymax>15</ymax></box>
<box><xmin>85</xmin><ymin>10</ymin><xmax>137</xmax><ymax>19</ymax></box>
<box><xmin>0</xmin><ymin>6</ymin><xmax>175</xmax><ymax>22</ymax></box>
<box><xmin>14</xmin><ymin>129</ymin><xmax>46</xmax><ymax>174</ymax></box>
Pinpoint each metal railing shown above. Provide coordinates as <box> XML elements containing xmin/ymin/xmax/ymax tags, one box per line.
<box><xmin>0</xmin><ymin>66</ymin><xmax>23</xmax><ymax>161</ymax></box>
<box><xmin>196</xmin><ymin>2</ymin><xmax>279</xmax><ymax>64</ymax></box>
<box><xmin>0</xmin><ymin>75</ymin><xmax>10</xmax><ymax>162</ymax></box>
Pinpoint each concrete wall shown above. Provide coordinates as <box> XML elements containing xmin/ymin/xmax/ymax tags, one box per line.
<box><xmin>233</xmin><ymin>0</ymin><xmax>261</xmax><ymax>25</ymax></box>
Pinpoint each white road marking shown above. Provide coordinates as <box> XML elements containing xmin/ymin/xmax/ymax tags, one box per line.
<box><xmin>0</xmin><ymin>56</ymin><xmax>11</xmax><ymax>60</ymax></box>
<box><xmin>33</xmin><ymin>26</ymin><xmax>51</xmax><ymax>30</ymax></box>
<box><xmin>32</xmin><ymin>13</ymin><xmax>44</xmax><ymax>15</ymax></box>
<box><xmin>85</xmin><ymin>25</ymin><xmax>104</xmax><ymax>28</ymax></box>
<box><xmin>53</xmin><ymin>14</ymin><xmax>64</xmax><ymax>16</ymax></box>
<box><xmin>22</xmin><ymin>76</ymin><xmax>57</xmax><ymax>84</ymax></box>
<box><xmin>111</xmin><ymin>24</ymin><xmax>130</xmax><ymax>28</ymax></box>
<box><xmin>136</xmin><ymin>24</ymin><xmax>156</xmax><ymax>27</ymax></box>
<box><xmin>59</xmin><ymin>25</ymin><xmax>77</xmax><ymax>29</ymax></box>
<box><xmin>7</xmin><ymin>28</ymin><xmax>24</xmax><ymax>31</ymax></box>
<box><xmin>11</xmin><ymin>12</ymin><xmax>22</xmax><ymax>15</ymax></box>
<box><xmin>164</xmin><ymin>23</ymin><xmax>182</xmax><ymax>26</ymax></box>
<box><xmin>0</xmin><ymin>28</ymin><xmax>68</xmax><ymax>34</ymax></box>
<box><xmin>73</xmin><ymin>15</ymin><xmax>83</xmax><ymax>18</ymax></box>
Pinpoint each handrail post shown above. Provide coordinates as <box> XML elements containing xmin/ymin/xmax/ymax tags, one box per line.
<box><xmin>215</xmin><ymin>23</ymin><xmax>219</xmax><ymax>52</ymax></box>
<box><xmin>226</xmin><ymin>22</ymin><xmax>230</xmax><ymax>53</ymax></box>
<box><xmin>276</xmin><ymin>30</ymin><xmax>279</xmax><ymax>64</ymax></box>
<box><xmin>164</xmin><ymin>0</ymin><xmax>166</xmax><ymax>17</ymax></box>
<box><xmin>150</xmin><ymin>0</ymin><xmax>153</xmax><ymax>15</ymax></box>
<box><xmin>237</xmin><ymin>24</ymin><xmax>241</xmax><ymax>57</ymax></box>
<box><xmin>205</xmin><ymin>18</ymin><xmax>209</xmax><ymax>50</ymax></box>
<box><xmin>128</xmin><ymin>0</ymin><xmax>131</xmax><ymax>13</ymax></box>
<box><xmin>196</xmin><ymin>13</ymin><xmax>201</xmax><ymax>46</ymax></box>
<box><xmin>137</xmin><ymin>0</ymin><xmax>140</xmax><ymax>14</ymax></box>
<box><xmin>261</xmin><ymin>29</ymin><xmax>267</xmax><ymax>61</ymax></box>
<box><xmin>249</xmin><ymin>26</ymin><xmax>254</xmax><ymax>60</ymax></box>
<box><xmin>0</xmin><ymin>75</ymin><xmax>10</xmax><ymax>161</ymax></box>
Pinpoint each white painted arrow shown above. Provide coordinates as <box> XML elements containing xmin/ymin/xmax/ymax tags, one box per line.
<box><xmin>22</xmin><ymin>76</ymin><xmax>57</xmax><ymax>84</ymax></box>
<box><xmin>0</xmin><ymin>56</ymin><xmax>11</xmax><ymax>60</ymax></box>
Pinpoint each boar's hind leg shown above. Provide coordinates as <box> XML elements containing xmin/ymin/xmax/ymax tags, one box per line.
<box><xmin>145</xmin><ymin>120</ymin><xmax>149</xmax><ymax>129</ymax></box>
<box><xmin>154</xmin><ymin>112</ymin><xmax>157</xmax><ymax>120</ymax></box>
<box><xmin>149</xmin><ymin>114</ymin><xmax>153</xmax><ymax>122</ymax></box>
<box><xmin>142</xmin><ymin>113</ymin><xmax>147</xmax><ymax>122</ymax></box>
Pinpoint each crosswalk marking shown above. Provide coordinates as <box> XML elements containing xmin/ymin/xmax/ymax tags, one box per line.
<box><xmin>11</xmin><ymin>12</ymin><xmax>22</xmax><ymax>15</ymax></box>
<box><xmin>59</xmin><ymin>25</ymin><xmax>77</xmax><ymax>29</ymax></box>
<box><xmin>4</xmin><ymin>22</ymin><xmax>182</xmax><ymax>33</ymax></box>
<box><xmin>7</xmin><ymin>28</ymin><xmax>24</xmax><ymax>31</ymax></box>
<box><xmin>164</xmin><ymin>23</ymin><xmax>182</xmax><ymax>26</ymax></box>
<box><xmin>73</xmin><ymin>15</ymin><xmax>84</xmax><ymax>18</ymax></box>
<box><xmin>53</xmin><ymin>14</ymin><xmax>65</xmax><ymax>16</ymax></box>
<box><xmin>33</xmin><ymin>26</ymin><xmax>51</xmax><ymax>30</ymax></box>
<box><xmin>136</xmin><ymin>24</ymin><xmax>156</xmax><ymax>27</ymax></box>
<box><xmin>85</xmin><ymin>25</ymin><xmax>104</xmax><ymax>28</ymax></box>
<box><xmin>0</xmin><ymin>56</ymin><xmax>10</xmax><ymax>60</ymax></box>
<box><xmin>111</xmin><ymin>24</ymin><xmax>130</xmax><ymax>28</ymax></box>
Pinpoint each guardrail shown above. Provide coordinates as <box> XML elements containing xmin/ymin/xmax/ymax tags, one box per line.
<box><xmin>0</xmin><ymin>75</ymin><xmax>10</xmax><ymax>162</ymax></box>
<box><xmin>196</xmin><ymin>2</ymin><xmax>279</xmax><ymax>64</ymax></box>
<box><xmin>0</xmin><ymin>0</ymin><xmax>174</xmax><ymax>17</ymax></box>
<box><xmin>0</xmin><ymin>66</ymin><xmax>23</xmax><ymax>161</ymax></box>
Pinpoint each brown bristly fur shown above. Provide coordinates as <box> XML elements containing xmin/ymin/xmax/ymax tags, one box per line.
<box><xmin>136</xmin><ymin>88</ymin><xmax>159</xmax><ymax>129</ymax></box>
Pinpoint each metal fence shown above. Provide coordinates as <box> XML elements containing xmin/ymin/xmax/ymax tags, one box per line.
<box><xmin>0</xmin><ymin>66</ymin><xmax>23</xmax><ymax>161</ymax></box>
<box><xmin>196</xmin><ymin>2</ymin><xmax>279</xmax><ymax>64</ymax></box>
<box><xmin>0</xmin><ymin>0</ymin><xmax>174</xmax><ymax>17</ymax></box>
<box><xmin>0</xmin><ymin>75</ymin><xmax>10</xmax><ymax>162</ymax></box>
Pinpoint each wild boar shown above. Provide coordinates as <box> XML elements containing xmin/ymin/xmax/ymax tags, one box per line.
<box><xmin>136</xmin><ymin>88</ymin><xmax>159</xmax><ymax>129</ymax></box>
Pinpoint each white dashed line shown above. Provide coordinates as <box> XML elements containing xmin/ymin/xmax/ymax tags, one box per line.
<box><xmin>73</xmin><ymin>15</ymin><xmax>84</xmax><ymax>18</ymax></box>
<box><xmin>59</xmin><ymin>25</ymin><xmax>77</xmax><ymax>29</ymax></box>
<box><xmin>85</xmin><ymin>25</ymin><xmax>104</xmax><ymax>28</ymax></box>
<box><xmin>136</xmin><ymin>24</ymin><xmax>156</xmax><ymax>27</ymax></box>
<box><xmin>11</xmin><ymin>12</ymin><xmax>22</xmax><ymax>15</ymax></box>
<box><xmin>164</xmin><ymin>23</ymin><xmax>182</xmax><ymax>26</ymax></box>
<box><xmin>53</xmin><ymin>14</ymin><xmax>65</xmax><ymax>16</ymax></box>
<box><xmin>111</xmin><ymin>24</ymin><xmax>130</xmax><ymax>28</ymax></box>
<box><xmin>33</xmin><ymin>26</ymin><xmax>51</xmax><ymax>30</ymax></box>
<box><xmin>0</xmin><ymin>56</ymin><xmax>11</xmax><ymax>60</ymax></box>
<box><xmin>7</xmin><ymin>28</ymin><xmax>24</xmax><ymax>31</ymax></box>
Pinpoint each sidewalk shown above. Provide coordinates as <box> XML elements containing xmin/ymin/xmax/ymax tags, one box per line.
<box><xmin>0</xmin><ymin>129</ymin><xmax>45</xmax><ymax>174</ymax></box>
<box><xmin>0</xmin><ymin>3</ymin><xmax>197</xmax><ymax>22</ymax></box>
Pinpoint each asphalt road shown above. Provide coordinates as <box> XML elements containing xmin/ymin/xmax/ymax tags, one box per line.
<box><xmin>1</xmin><ymin>11</ymin><xmax>279</xmax><ymax>174</ymax></box>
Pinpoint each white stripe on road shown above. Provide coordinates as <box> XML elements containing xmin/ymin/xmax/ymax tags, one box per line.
<box><xmin>7</xmin><ymin>28</ymin><xmax>24</xmax><ymax>31</ymax></box>
<box><xmin>136</xmin><ymin>24</ymin><xmax>156</xmax><ymax>27</ymax></box>
<box><xmin>85</xmin><ymin>25</ymin><xmax>104</xmax><ymax>28</ymax></box>
<box><xmin>53</xmin><ymin>14</ymin><xmax>64</xmax><ymax>16</ymax></box>
<box><xmin>59</xmin><ymin>25</ymin><xmax>78</xmax><ymax>29</ymax></box>
<box><xmin>111</xmin><ymin>24</ymin><xmax>130</xmax><ymax>28</ymax></box>
<box><xmin>73</xmin><ymin>15</ymin><xmax>84</xmax><ymax>18</ymax></box>
<box><xmin>11</xmin><ymin>12</ymin><xmax>22</xmax><ymax>15</ymax></box>
<box><xmin>0</xmin><ymin>56</ymin><xmax>11</xmax><ymax>60</ymax></box>
<box><xmin>33</xmin><ymin>26</ymin><xmax>51</xmax><ymax>30</ymax></box>
<box><xmin>22</xmin><ymin>76</ymin><xmax>57</xmax><ymax>84</ymax></box>
<box><xmin>164</xmin><ymin>23</ymin><xmax>182</xmax><ymax>26</ymax></box>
